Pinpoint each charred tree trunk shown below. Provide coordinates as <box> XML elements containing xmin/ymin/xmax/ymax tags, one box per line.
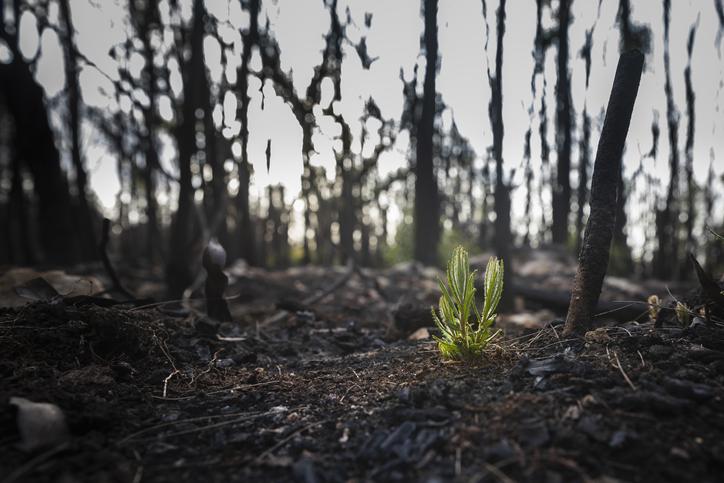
<box><xmin>136</xmin><ymin>0</ymin><xmax>162</xmax><ymax>263</ymax></box>
<box><xmin>236</xmin><ymin>0</ymin><xmax>259</xmax><ymax>266</ymax></box>
<box><xmin>682</xmin><ymin>20</ymin><xmax>698</xmax><ymax>277</ymax></box>
<box><xmin>8</xmin><ymin>156</ymin><xmax>34</xmax><ymax>264</ymax></box>
<box><xmin>0</xmin><ymin>28</ymin><xmax>78</xmax><ymax>264</ymax></box>
<box><xmin>654</xmin><ymin>0</ymin><xmax>680</xmax><ymax>280</ymax></box>
<box><xmin>564</xmin><ymin>51</ymin><xmax>644</xmax><ymax>335</ymax></box>
<box><xmin>552</xmin><ymin>0</ymin><xmax>572</xmax><ymax>246</ymax></box>
<box><xmin>59</xmin><ymin>0</ymin><xmax>97</xmax><ymax>260</ymax></box>
<box><xmin>413</xmin><ymin>0</ymin><xmax>440</xmax><ymax>266</ymax></box>
<box><xmin>166</xmin><ymin>0</ymin><xmax>205</xmax><ymax>298</ymax></box>
<box><xmin>487</xmin><ymin>0</ymin><xmax>513</xmax><ymax>310</ymax></box>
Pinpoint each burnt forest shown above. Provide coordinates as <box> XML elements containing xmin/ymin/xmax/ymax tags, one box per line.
<box><xmin>2</xmin><ymin>0</ymin><xmax>724</xmax><ymax>482</ymax></box>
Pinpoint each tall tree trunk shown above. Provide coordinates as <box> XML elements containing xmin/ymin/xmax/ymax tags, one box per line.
<box><xmin>487</xmin><ymin>0</ymin><xmax>513</xmax><ymax>310</ymax></box>
<box><xmin>682</xmin><ymin>20</ymin><xmax>698</xmax><ymax>277</ymax></box>
<box><xmin>0</xmin><ymin>43</ymin><xmax>78</xmax><ymax>264</ymax></box>
<box><xmin>654</xmin><ymin>0</ymin><xmax>680</xmax><ymax>280</ymax></box>
<box><xmin>166</xmin><ymin>0</ymin><xmax>205</xmax><ymax>298</ymax></box>
<box><xmin>413</xmin><ymin>0</ymin><xmax>440</xmax><ymax>266</ymax></box>
<box><xmin>552</xmin><ymin>0</ymin><xmax>572</xmax><ymax>245</ymax></box>
<box><xmin>138</xmin><ymin>0</ymin><xmax>162</xmax><ymax>263</ymax></box>
<box><xmin>236</xmin><ymin>0</ymin><xmax>259</xmax><ymax>266</ymax></box>
<box><xmin>59</xmin><ymin>0</ymin><xmax>97</xmax><ymax>260</ymax></box>
<box><xmin>8</xmin><ymin>156</ymin><xmax>34</xmax><ymax>264</ymax></box>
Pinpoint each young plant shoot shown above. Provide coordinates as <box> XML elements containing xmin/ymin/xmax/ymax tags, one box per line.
<box><xmin>432</xmin><ymin>246</ymin><xmax>504</xmax><ymax>360</ymax></box>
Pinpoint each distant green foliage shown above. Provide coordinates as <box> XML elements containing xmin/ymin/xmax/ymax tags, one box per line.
<box><xmin>432</xmin><ymin>246</ymin><xmax>503</xmax><ymax>360</ymax></box>
<box><xmin>383</xmin><ymin>220</ymin><xmax>479</xmax><ymax>267</ymax></box>
<box><xmin>438</xmin><ymin>226</ymin><xmax>480</xmax><ymax>264</ymax></box>
<box><xmin>382</xmin><ymin>218</ymin><xmax>414</xmax><ymax>266</ymax></box>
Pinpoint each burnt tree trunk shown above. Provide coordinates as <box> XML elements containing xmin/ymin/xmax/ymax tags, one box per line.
<box><xmin>487</xmin><ymin>0</ymin><xmax>513</xmax><ymax>310</ymax></box>
<box><xmin>682</xmin><ymin>20</ymin><xmax>698</xmax><ymax>278</ymax></box>
<box><xmin>59</xmin><ymin>0</ymin><xmax>97</xmax><ymax>259</ymax></box>
<box><xmin>564</xmin><ymin>50</ymin><xmax>644</xmax><ymax>335</ymax></box>
<box><xmin>166</xmin><ymin>0</ymin><xmax>205</xmax><ymax>298</ymax></box>
<box><xmin>136</xmin><ymin>0</ymin><xmax>162</xmax><ymax>263</ymax></box>
<box><xmin>0</xmin><ymin>29</ymin><xmax>78</xmax><ymax>264</ymax></box>
<box><xmin>236</xmin><ymin>0</ymin><xmax>259</xmax><ymax>266</ymax></box>
<box><xmin>654</xmin><ymin>0</ymin><xmax>680</xmax><ymax>280</ymax></box>
<box><xmin>413</xmin><ymin>0</ymin><xmax>440</xmax><ymax>266</ymax></box>
<box><xmin>552</xmin><ymin>0</ymin><xmax>572</xmax><ymax>245</ymax></box>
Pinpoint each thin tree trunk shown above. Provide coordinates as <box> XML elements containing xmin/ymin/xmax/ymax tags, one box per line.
<box><xmin>682</xmin><ymin>20</ymin><xmax>698</xmax><ymax>277</ymax></box>
<box><xmin>236</xmin><ymin>0</ymin><xmax>259</xmax><ymax>266</ymax></box>
<box><xmin>59</xmin><ymin>0</ymin><xmax>96</xmax><ymax>260</ymax></box>
<box><xmin>413</xmin><ymin>0</ymin><xmax>440</xmax><ymax>266</ymax></box>
<box><xmin>138</xmin><ymin>0</ymin><xmax>162</xmax><ymax>263</ymax></box>
<box><xmin>564</xmin><ymin>51</ymin><xmax>643</xmax><ymax>335</ymax></box>
<box><xmin>488</xmin><ymin>0</ymin><xmax>513</xmax><ymax>311</ymax></box>
<box><xmin>654</xmin><ymin>0</ymin><xmax>680</xmax><ymax>280</ymax></box>
<box><xmin>0</xmin><ymin>49</ymin><xmax>78</xmax><ymax>264</ymax></box>
<box><xmin>166</xmin><ymin>0</ymin><xmax>205</xmax><ymax>298</ymax></box>
<box><xmin>552</xmin><ymin>0</ymin><xmax>573</xmax><ymax>245</ymax></box>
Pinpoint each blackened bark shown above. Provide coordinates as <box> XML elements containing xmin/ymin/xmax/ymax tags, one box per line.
<box><xmin>166</xmin><ymin>0</ymin><xmax>205</xmax><ymax>298</ymax></box>
<box><xmin>552</xmin><ymin>0</ymin><xmax>572</xmax><ymax>245</ymax></box>
<box><xmin>564</xmin><ymin>51</ymin><xmax>644</xmax><ymax>335</ymax></box>
<box><xmin>487</xmin><ymin>0</ymin><xmax>513</xmax><ymax>310</ymax></box>
<box><xmin>682</xmin><ymin>20</ymin><xmax>698</xmax><ymax>275</ymax></box>
<box><xmin>654</xmin><ymin>0</ymin><xmax>680</xmax><ymax>280</ymax></box>
<box><xmin>413</xmin><ymin>0</ymin><xmax>440</xmax><ymax>266</ymax></box>
<box><xmin>236</xmin><ymin>0</ymin><xmax>259</xmax><ymax>266</ymax></box>
<box><xmin>8</xmin><ymin>156</ymin><xmax>34</xmax><ymax>264</ymax></box>
<box><xmin>0</xmin><ymin>50</ymin><xmax>78</xmax><ymax>264</ymax></box>
<box><xmin>59</xmin><ymin>0</ymin><xmax>97</xmax><ymax>259</ymax></box>
<box><xmin>134</xmin><ymin>0</ymin><xmax>162</xmax><ymax>262</ymax></box>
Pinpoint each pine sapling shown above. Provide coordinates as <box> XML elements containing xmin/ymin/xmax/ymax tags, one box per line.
<box><xmin>432</xmin><ymin>246</ymin><xmax>504</xmax><ymax>360</ymax></box>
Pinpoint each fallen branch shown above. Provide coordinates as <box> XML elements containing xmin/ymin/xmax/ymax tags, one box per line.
<box><xmin>259</xmin><ymin>260</ymin><xmax>356</xmax><ymax>327</ymax></box>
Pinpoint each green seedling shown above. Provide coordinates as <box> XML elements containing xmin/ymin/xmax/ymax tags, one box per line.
<box><xmin>432</xmin><ymin>246</ymin><xmax>504</xmax><ymax>360</ymax></box>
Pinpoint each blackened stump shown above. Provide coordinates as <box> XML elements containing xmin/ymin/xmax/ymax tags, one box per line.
<box><xmin>203</xmin><ymin>241</ymin><xmax>232</xmax><ymax>322</ymax></box>
<box><xmin>564</xmin><ymin>50</ymin><xmax>644</xmax><ymax>335</ymax></box>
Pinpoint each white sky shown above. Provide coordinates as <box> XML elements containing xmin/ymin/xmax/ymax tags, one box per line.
<box><xmin>9</xmin><ymin>0</ymin><xmax>724</xmax><ymax>254</ymax></box>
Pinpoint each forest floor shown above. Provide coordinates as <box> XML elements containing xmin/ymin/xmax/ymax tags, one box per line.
<box><xmin>1</xmin><ymin>250</ymin><xmax>724</xmax><ymax>482</ymax></box>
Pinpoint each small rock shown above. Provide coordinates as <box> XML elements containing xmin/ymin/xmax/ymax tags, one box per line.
<box><xmin>408</xmin><ymin>327</ymin><xmax>430</xmax><ymax>340</ymax></box>
<box><xmin>670</xmin><ymin>447</ymin><xmax>690</xmax><ymax>460</ymax></box>
<box><xmin>10</xmin><ymin>397</ymin><xmax>70</xmax><ymax>451</ymax></box>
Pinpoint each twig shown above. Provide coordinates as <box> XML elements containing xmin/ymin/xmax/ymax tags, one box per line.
<box><xmin>117</xmin><ymin>410</ymin><xmax>267</xmax><ymax>444</ymax></box>
<box><xmin>99</xmin><ymin>218</ymin><xmax>135</xmax><ymax>300</ymax></box>
<box><xmin>255</xmin><ymin>420</ymin><xmax>326</xmax><ymax>463</ymax></box>
<box><xmin>1</xmin><ymin>442</ymin><xmax>70</xmax><ymax>483</ymax></box>
<box><xmin>482</xmin><ymin>461</ymin><xmax>516</xmax><ymax>483</ymax></box>
<box><xmin>259</xmin><ymin>260</ymin><xmax>356</xmax><ymax>327</ymax></box>
<box><xmin>129</xmin><ymin>293</ymin><xmax>241</xmax><ymax>312</ymax></box>
<box><xmin>612</xmin><ymin>350</ymin><xmax>637</xmax><ymax>391</ymax></box>
<box><xmin>123</xmin><ymin>412</ymin><xmax>272</xmax><ymax>444</ymax></box>
<box><xmin>163</xmin><ymin>370</ymin><xmax>180</xmax><ymax>398</ymax></box>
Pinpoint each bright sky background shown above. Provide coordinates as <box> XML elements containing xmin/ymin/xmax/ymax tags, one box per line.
<box><xmin>10</xmin><ymin>0</ymin><xmax>724</xmax><ymax>255</ymax></box>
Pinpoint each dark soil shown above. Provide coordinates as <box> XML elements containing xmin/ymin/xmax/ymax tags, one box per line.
<box><xmin>2</xmin><ymin>264</ymin><xmax>724</xmax><ymax>482</ymax></box>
